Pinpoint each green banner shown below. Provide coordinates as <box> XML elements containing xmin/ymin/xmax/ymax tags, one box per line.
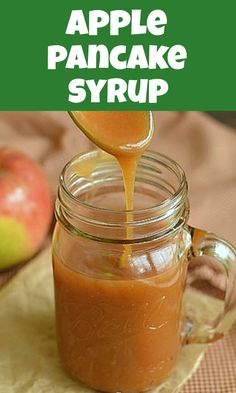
<box><xmin>0</xmin><ymin>0</ymin><xmax>235</xmax><ymax>110</ymax></box>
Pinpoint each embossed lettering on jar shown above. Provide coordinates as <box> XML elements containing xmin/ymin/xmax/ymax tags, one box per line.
<box><xmin>52</xmin><ymin>150</ymin><xmax>191</xmax><ymax>393</ymax></box>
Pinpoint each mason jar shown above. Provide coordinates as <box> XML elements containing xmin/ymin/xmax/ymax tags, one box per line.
<box><xmin>52</xmin><ymin>150</ymin><xmax>236</xmax><ymax>393</ymax></box>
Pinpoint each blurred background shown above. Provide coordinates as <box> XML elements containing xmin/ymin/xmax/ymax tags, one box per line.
<box><xmin>207</xmin><ymin>112</ymin><xmax>236</xmax><ymax>128</ymax></box>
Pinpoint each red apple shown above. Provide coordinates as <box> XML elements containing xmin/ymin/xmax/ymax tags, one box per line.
<box><xmin>0</xmin><ymin>147</ymin><xmax>53</xmax><ymax>269</ymax></box>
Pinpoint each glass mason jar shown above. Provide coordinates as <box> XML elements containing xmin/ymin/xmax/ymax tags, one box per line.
<box><xmin>52</xmin><ymin>150</ymin><xmax>236</xmax><ymax>393</ymax></box>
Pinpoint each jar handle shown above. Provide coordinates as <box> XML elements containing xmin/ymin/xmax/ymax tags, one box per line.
<box><xmin>184</xmin><ymin>226</ymin><xmax>236</xmax><ymax>344</ymax></box>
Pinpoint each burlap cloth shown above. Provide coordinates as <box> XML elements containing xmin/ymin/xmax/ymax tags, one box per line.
<box><xmin>0</xmin><ymin>111</ymin><xmax>236</xmax><ymax>392</ymax></box>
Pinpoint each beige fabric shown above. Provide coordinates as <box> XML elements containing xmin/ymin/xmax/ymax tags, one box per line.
<box><xmin>153</xmin><ymin>112</ymin><xmax>236</xmax><ymax>245</ymax></box>
<box><xmin>0</xmin><ymin>111</ymin><xmax>236</xmax><ymax>392</ymax></box>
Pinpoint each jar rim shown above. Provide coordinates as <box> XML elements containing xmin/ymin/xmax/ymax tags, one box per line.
<box><xmin>60</xmin><ymin>149</ymin><xmax>187</xmax><ymax>215</ymax></box>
